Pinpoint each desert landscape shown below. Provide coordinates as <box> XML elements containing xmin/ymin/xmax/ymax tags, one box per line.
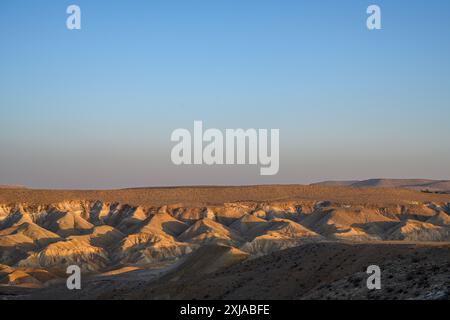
<box><xmin>0</xmin><ymin>180</ymin><xmax>449</xmax><ymax>300</ymax></box>
<box><xmin>2</xmin><ymin>0</ymin><xmax>450</xmax><ymax>308</ymax></box>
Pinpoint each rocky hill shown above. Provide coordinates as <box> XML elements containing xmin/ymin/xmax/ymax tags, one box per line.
<box><xmin>1</xmin><ymin>185</ymin><xmax>450</xmax><ymax>291</ymax></box>
<box><xmin>312</xmin><ymin>179</ymin><xmax>450</xmax><ymax>193</ymax></box>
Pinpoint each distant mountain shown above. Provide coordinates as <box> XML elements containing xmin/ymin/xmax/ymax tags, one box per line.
<box><xmin>310</xmin><ymin>180</ymin><xmax>360</xmax><ymax>187</ymax></box>
<box><xmin>311</xmin><ymin>179</ymin><xmax>450</xmax><ymax>192</ymax></box>
<box><xmin>413</xmin><ymin>181</ymin><xmax>450</xmax><ymax>192</ymax></box>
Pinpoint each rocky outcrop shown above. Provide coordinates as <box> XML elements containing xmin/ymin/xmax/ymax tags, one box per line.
<box><xmin>1</xmin><ymin>199</ymin><xmax>450</xmax><ymax>286</ymax></box>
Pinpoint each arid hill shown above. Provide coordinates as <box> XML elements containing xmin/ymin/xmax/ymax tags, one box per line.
<box><xmin>119</xmin><ymin>242</ymin><xmax>450</xmax><ymax>300</ymax></box>
<box><xmin>312</xmin><ymin>179</ymin><xmax>450</xmax><ymax>193</ymax></box>
<box><xmin>16</xmin><ymin>242</ymin><xmax>450</xmax><ymax>300</ymax></box>
<box><xmin>0</xmin><ymin>185</ymin><xmax>449</xmax><ymax>299</ymax></box>
<box><xmin>1</xmin><ymin>184</ymin><xmax>450</xmax><ymax>207</ymax></box>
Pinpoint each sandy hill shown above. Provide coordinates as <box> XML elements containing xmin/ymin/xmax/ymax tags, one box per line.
<box><xmin>177</xmin><ymin>218</ymin><xmax>243</xmax><ymax>246</ymax></box>
<box><xmin>427</xmin><ymin>211</ymin><xmax>450</xmax><ymax>226</ymax></box>
<box><xmin>130</xmin><ymin>242</ymin><xmax>450</xmax><ymax>300</ymax></box>
<box><xmin>31</xmin><ymin>242</ymin><xmax>449</xmax><ymax>300</ymax></box>
<box><xmin>158</xmin><ymin>244</ymin><xmax>249</xmax><ymax>282</ymax></box>
<box><xmin>0</xmin><ymin>222</ymin><xmax>62</xmax><ymax>247</ymax></box>
<box><xmin>137</xmin><ymin>212</ymin><xmax>189</xmax><ymax>237</ymax></box>
<box><xmin>386</xmin><ymin>220</ymin><xmax>450</xmax><ymax>242</ymax></box>
<box><xmin>0</xmin><ymin>185</ymin><xmax>449</xmax><ymax>288</ymax></box>
<box><xmin>229</xmin><ymin>214</ymin><xmax>267</xmax><ymax>235</ymax></box>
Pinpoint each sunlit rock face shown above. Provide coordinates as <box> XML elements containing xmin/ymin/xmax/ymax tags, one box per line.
<box><xmin>1</xmin><ymin>197</ymin><xmax>450</xmax><ymax>287</ymax></box>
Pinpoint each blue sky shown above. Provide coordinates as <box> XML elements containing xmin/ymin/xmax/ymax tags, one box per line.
<box><xmin>1</xmin><ymin>0</ymin><xmax>450</xmax><ymax>189</ymax></box>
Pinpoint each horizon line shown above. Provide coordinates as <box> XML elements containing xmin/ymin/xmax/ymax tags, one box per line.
<box><xmin>1</xmin><ymin>177</ymin><xmax>449</xmax><ymax>191</ymax></box>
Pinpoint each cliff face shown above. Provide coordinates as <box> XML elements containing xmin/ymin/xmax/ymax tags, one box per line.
<box><xmin>1</xmin><ymin>198</ymin><xmax>450</xmax><ymax>287</ymax></box>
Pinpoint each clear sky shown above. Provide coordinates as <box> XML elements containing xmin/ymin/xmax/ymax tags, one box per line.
<box><xmin>1</xmin><ymin>0</ymin><xmax>450</xmax><ymax>189</ymax></box>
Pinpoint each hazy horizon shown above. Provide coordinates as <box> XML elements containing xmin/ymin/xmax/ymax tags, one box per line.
<box><xmin>2</xmin><ymin>177</ymin><xmax>450</xmax><ymax>191</ymax></box>
<box><xmin>1</xmin><ymin>0</ymin><xmax>450</xmax><ymax>189</ymax></box>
